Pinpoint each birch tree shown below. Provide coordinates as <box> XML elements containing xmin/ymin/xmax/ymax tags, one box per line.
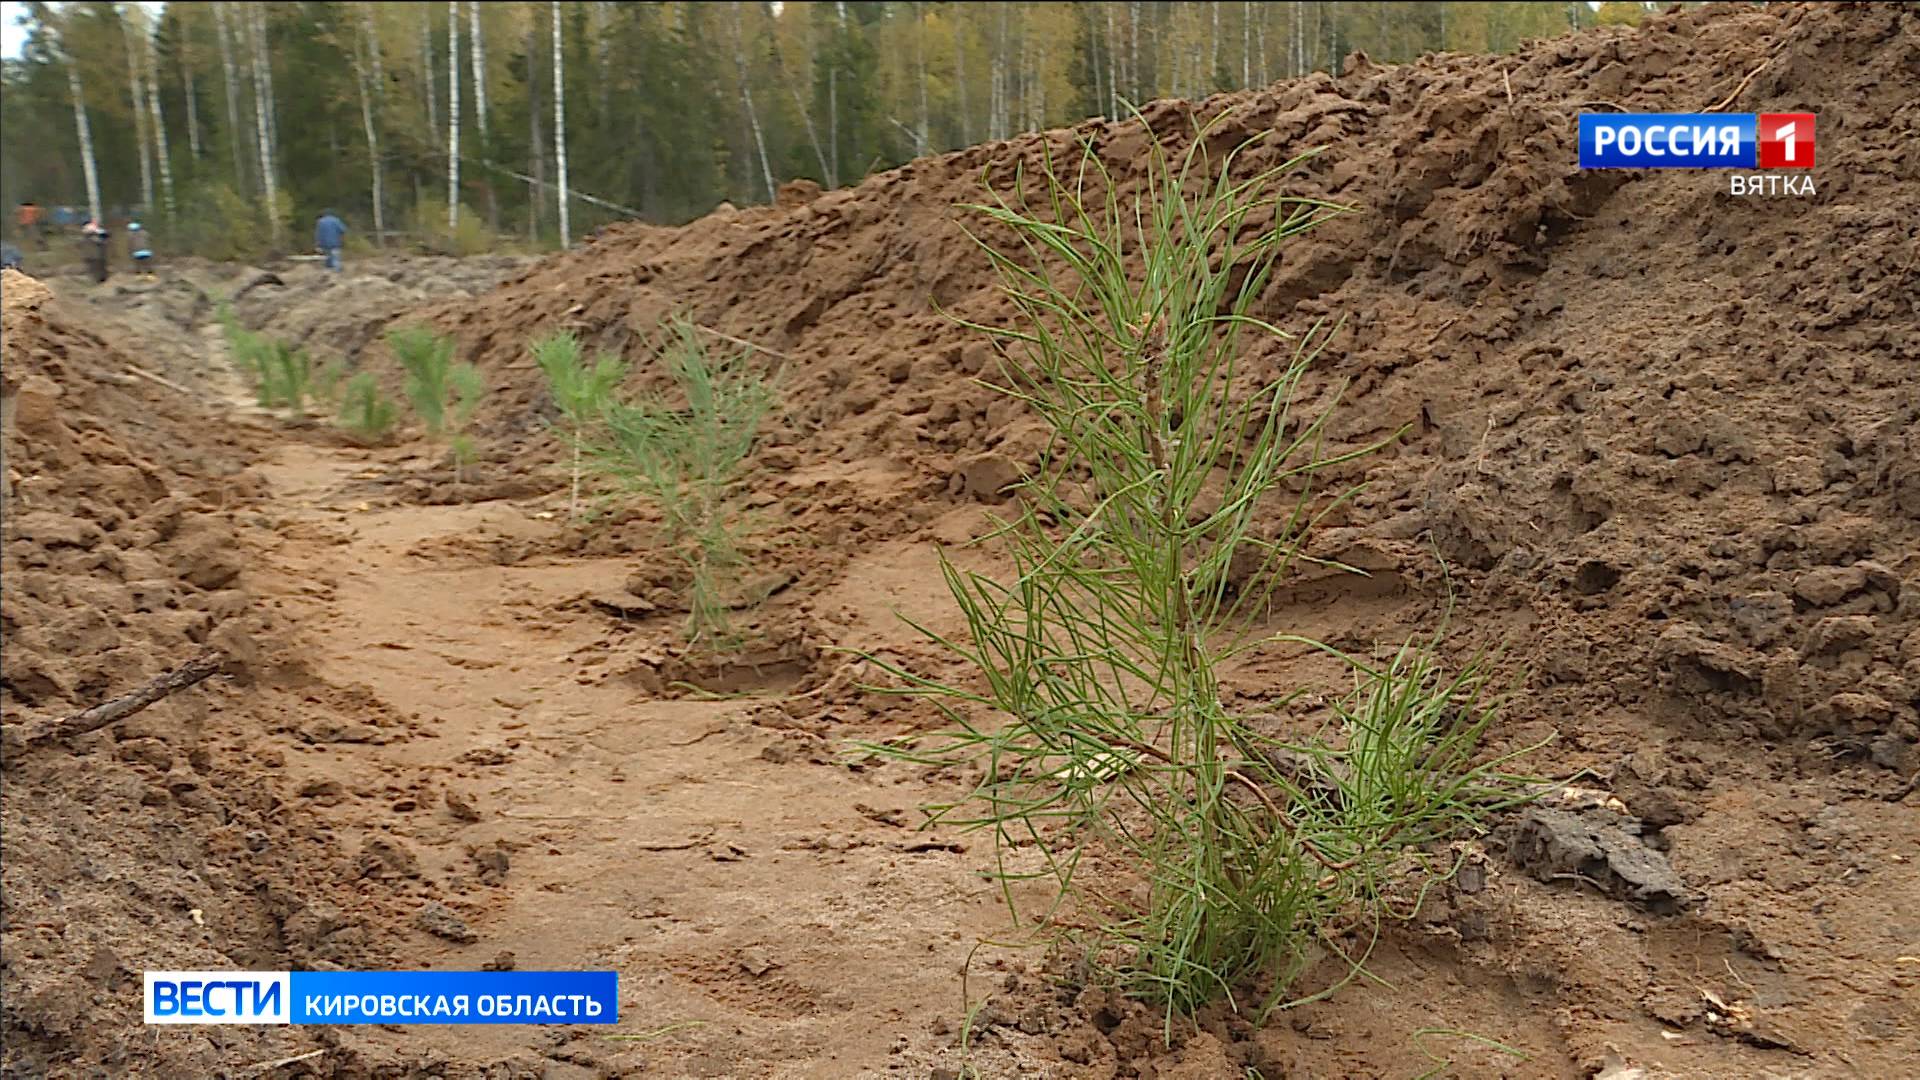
<box><xmin>141</xmin><ymin>18</ymin><xmax>175</xmax><ymax>222</ymax></box>
<box><xmin>250</xmin><ymin>5</ymin><xmax>279</xmax><ymax>176</ymax></box>
<box><xmin>552</xmin><ymin>0</ymin><xmax>569</xmax><ymax>248</ymax></box>
<box><xmin>468</xmin><ymin>1</ymin><xmax>488</xmax><ymax>144</ymax></box>
<box><xmin>773</xmin><ymin>24</ymin><xmax>834</xmax><ymax>187</ymax></box>
<box><xmin>422</xmin><ymin>5</ymin><xmax>438</xmax><ymax>142</ymax></box>
<box><xmin>913</xmin><ymin>3</ymin><xmax>929</xmax><ymax>156</ymax></box>
<box><xmin>213</xmin><ymin>2</ymin><xmax>245</xmax><ymax>191</ymax></box>
<box><xmin>447</xmin><ymin>0</ymin><xmax>460</xmax><ymax>229</ymax></box>
<box><xmin>729</xmin><ymin>2</ymin><xmax>775</xmax><ymax>203</ymax></box>
<box><xmin>177</xmin><ymin>16</ymin><xmax>201</xmax><ymax>160</ymax></box>
<box><xmin>120</xmin><ymin>8</ymin><xmax>154</xmax><ymax>214</ymax></box>
<box><xmin>52</xmin><ymin>12</ymin><xmax>103</xmax><ymax>223</ymax></box>
<box><xmin>246</xmin><ymin>3</ymin><xmax>279</xmax><ymax>244</ymax></box>
<box><xmin>350</xmin><ymin>4</ymin><xmax>384</xmax><ymax>246</ymax></box>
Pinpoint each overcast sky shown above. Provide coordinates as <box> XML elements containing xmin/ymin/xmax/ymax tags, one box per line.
<box><xmin>1</xmin><ymin>2</ymin><xmax>28</xmax><ymax>60</ymax></box>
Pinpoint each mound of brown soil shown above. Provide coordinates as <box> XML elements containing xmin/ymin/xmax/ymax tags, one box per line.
<box><xmin>430</xmin><ymin>1</ymin><xmax>1918</xmax><ymax>772</ymax></box>
<box><xmin>0</xmin><ymin>270</ymin><xmax>426</xmax><ymax>1075</ymax></box>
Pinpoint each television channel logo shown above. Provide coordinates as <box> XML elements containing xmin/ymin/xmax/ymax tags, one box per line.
<box><xmin>145</xmin><ymin>970</ymin><xmax>619</xmax><ymax>1025</ymax></box>
<box><xmin>1579</xmin><ymin>113</ymin><xmax>1814</xmax><ymax>169</ymax></box>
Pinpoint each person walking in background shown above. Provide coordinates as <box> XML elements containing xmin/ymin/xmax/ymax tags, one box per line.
<box><xmin>314</xmin><ymin>209</ymin><xmax>347</xmax><ymax>272</ymax></box>
<box><xmin>128</xmin><ymin>221</ymin><xmax>154</xmax><ymax>276</ymax></box>
<box><xmin>81</xmin><ymin>217</ymin><xmax>109</xmax><ymax>283</ymax></box>
<box><xmin>14</xmin><ymin>201</ymin><xmax>43</xmax><ymax>248</ymax></box>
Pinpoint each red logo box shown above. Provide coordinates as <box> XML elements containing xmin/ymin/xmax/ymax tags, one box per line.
<box><xmin>1758</xmin><ymin>113</ymin><xmax>1816</xmax><ymax>169</ymax></box>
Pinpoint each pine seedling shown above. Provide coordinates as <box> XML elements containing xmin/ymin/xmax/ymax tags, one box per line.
<box><xmin>337</xmin><ymin>371</ymin><xmax>399</xmax><ymax>443</ymax></box>
<box><xmin>858</xmin><ymin>119</ymin><xmax>1523</xmax><ymax>1028</ymax></box>
<box><xmin>387</xmin><ymin>325</ymin><xmax>455</xmax><ymax>437</ymax></box>
<box><xmin>586</xmin><ymin>315</ymin><xmax>776</xmax><ymax>653</ymax></box>
<box><xmin>259</xmin><ymin>341</ymin><xmax>315</xmax><ymax>418</ymax></box>
<box><xmin>534</xmin><ymin>331</ymin><xmax>628</xmax><ymax>520</ymax></box>
<box><xmin>446</xmin><ymin>361</ymin><xmax>487</xmax><ymax>486</ymax></box>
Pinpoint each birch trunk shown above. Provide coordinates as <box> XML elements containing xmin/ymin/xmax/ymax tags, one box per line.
<box><xmin>364</xmin><ymin>5</ymin><xmax>384</xmax><ymax>104</ymax></box>
<box><xmin>447</xmin><ymin>0</ymin><xmax>460</xmax><ymax>230</ymax></box>
<box><xmin>251</xmin><ymin>6</ymin><xmax>279</xmax><ymax>173</ymax></box>
<box><xmin>551</xmin><ymin>0</ymin><xmax>569</xmax><ymax>248</ymax></box>
<box><xmin>468</xmin><ymin>1</ymin><xmax>487</xmax><ymax>143</ymax></box>
<box><xmin>1209</xmin><ymin>1</ymin><xmax>1220</xmax><ymax>91</ymax></box>
<box><xmin>1242</xmin><ymin>1</ymin><xmax>1250</xmax><ymax>87</ymax></box>
<box><xmin>66</xmin><ymin>60</ymin><xmax>103</xmax><ymax>222</ymax></box>
<box><xmin>422</xmin><ymin>5</ymin><xmax>438</xmax><ymax>142</ymax></box>
<box><xmin>214</xmin><ymin>3</ymin><xmax>245</xmax><ymax>190</ymax></box>
<box><xmin>1105</xmin><ymin>4</ymin><xmax>1118</xmax><ymax>117</ymax></box>
<box><xmin>351</xmin><ymin>9</ymin><xmax>384</xmax><ymax>246</ymax></box>
<box><xmin>729</xmin><ymin>2</ymin><xmax>775</xmax><ymax>203</ymax></box>
<box><xmin>121</xmin><ymin>10</ymin><xmax>155</xmax><ymax>214</ymax></box>
<box><xmin>774</xmin><ymin>42</ymin><xmax>834</xmax><ymax>187</ymax></box>
<box><xmin>952</xmin><ymin>11</ymin><xmax>969</xmax><ymax>145</ymax></box>
<box><xmin>914</xmin><ymin>3</ymin><xmax>929</xmax><ymax>155</ymax></box>
<box><xmin>246</xmin><ymin>4</ymin><xmax>279</xmax><ymax>244</ymax></box>
<box><xmin>179</xmin><ymin>29</ymin><xmax>201</xmax><ymax>159</ymax></box>
<box><xmin>1128</xmin><ymin>0</ymin><xmax>1139</xmax><ymax>100</ymax></box>
<box><xmin>143</xmin><ymin>24</ymin><xmax>175</xmax><ymax>222</ymax></box>
<box><xmin>527</xmin><ymin>8</ymin><xmax>544</xmax><ymax>243</ymax></box>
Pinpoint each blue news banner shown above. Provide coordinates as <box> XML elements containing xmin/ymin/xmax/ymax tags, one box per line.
<box><xmin>145</xmin><ymin>970</ymin><xmax>618</xmax><ymax>1025</ymax></box>
<box><xmin>1579</xmin><ymin>113</ymin><xmax>1756</xmax><ymax>168</ymax></box>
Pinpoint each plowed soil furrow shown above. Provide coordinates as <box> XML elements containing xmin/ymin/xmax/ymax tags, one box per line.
<box><xmin>235</xmin><ymin>436</ymin><xmax>1023</xmax><ymax>1077</ymax></box>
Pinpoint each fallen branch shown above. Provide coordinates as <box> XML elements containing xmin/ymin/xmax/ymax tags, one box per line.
<box><xmin>12</xmin><ymin>649</ymin><xmax>224</xmax><ymax>748</ymax></box>
<box><xmin>125</xmin><ymin>363</ymin><xmax>196</xmax><ymax>397</ymax></box>
<box><xmin>240</xmin><ymin>1048</ymin><xmax>325</xmax><ymax>1075</ymax></box>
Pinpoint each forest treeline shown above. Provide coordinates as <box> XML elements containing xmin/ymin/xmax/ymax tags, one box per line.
<box><xmin>1</xmin><ymin>2</ymin><xmax>1662</xmax><ymax>258</ymax></box>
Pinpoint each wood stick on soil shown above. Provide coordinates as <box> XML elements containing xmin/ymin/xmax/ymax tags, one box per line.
<box><xmin>124</xmin><ymin>362</ymin><xmax>196</xmax><ymax>397</ymax></box>
<box><xmin>16</xmin><ymin>649</ymin><xmax>224</xmax><ymax>747</ymax></box>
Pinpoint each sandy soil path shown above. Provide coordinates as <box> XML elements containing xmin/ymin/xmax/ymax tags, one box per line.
<box><xmin>227</xmin><ymin>429</ymin><xmax>1029</xmax><ymax>1077</ymax></box>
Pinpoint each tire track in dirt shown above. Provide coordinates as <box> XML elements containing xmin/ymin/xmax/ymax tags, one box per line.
<box><xmin>236</xmin><ymin>433</ymin><xmax>1031</xmax><ymax>1076</ymax></box>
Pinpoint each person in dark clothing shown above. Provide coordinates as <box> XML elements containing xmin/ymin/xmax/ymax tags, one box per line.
<box><xmin>314</xmin><ymin>210</ymin><xmax>347</xmax><ymax>272</ymax></box>
<box><xmin>82</xmin><ymin>218</ymin><xmax>109</xmax><ymax>283</ymax></box>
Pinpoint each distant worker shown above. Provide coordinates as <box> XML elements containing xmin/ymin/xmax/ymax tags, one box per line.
<box><xmin>81</xmin><ymin>217</ymin><xmax>110</xmax><ymax>283</ymax></box>
<box><xmin>129</xmin><ymin>221</ymin><xmax>154</xmax><ymax>276</ymax></box>
<box><xmin>314</xmin><ymin>209</ymin><xmax>347</xmax><ymax>273</ymax></box>
<box><xmin>14</xmin><ymin>200</ymin><xmax>42</xmax><ymax>247</ymax></box>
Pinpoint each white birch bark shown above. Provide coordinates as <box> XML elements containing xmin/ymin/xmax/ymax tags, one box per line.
<box><xmin>142</xmin><ymin>22</ymin><xmax>175</xmax><ymax>222</ymax></box>
<box><xmin>1242</xmin><ymin>1</ymin><xmax>1250</xmax><ymax>87</ymax></box>
<box><xmin>468</xmin><ymin>0</ymin><xmax>487</xmax><ymax>142</ymax></box>
<box><xmin>774</xmin><ymin>38</ymin><xmax>834</xmax><ymax>187</ymax></box>
<box><xmin>121</xmin><ymin>9</ymin><xmax>155</xmax><ymax>214</ymax></box>
<box><xmin>1105</xmin><ymin>3</ymin><xmax>1118</xmax><ymax>117</ymax></box>
<box><xmin>246</xmin><ymin>3</ymin><xmax>279</xmax><ymax>244</ymax></box>
<box><xmin>914</xmin><ymin>2</ymin><xmax>929</xmax><ymax>155</ymax></box>
<box><xmin>250</xmin><ymin>6</ymin><xmax>279</xmax><ymax>172</ymax></box>
<box><xmin>422</xmin><ymin>5</ymin><xmax>438</xmax><ymax>142</ymax></box>
<box><xmin>1209</xmin><ymin>1</ymin><xmax>1220</xmax><ymax>91</ymax></box>
<box><xmin>214</xmin><ymin>2</ymin><xmax>245</xmax><ymax>189</ymax></box>
<box><xmin>729</xmin><ymin>2</ymin><xmax>775</xmax><ymax>203</ymax></box>
<box><xmin>179</xmin><ymin>24</ymin><xmax>201</xmax><ymax>159</ymax></box>
<box><xmin>351</xmin><ymin>6</ymin><xmax>384</xmax><ymax>246</ymax></box>
<box><xmin>1128</xmin><ymin>0</ymin><xmax>1139</xmax><ymax>100</ymax></box>
<box><xmin>527</xmin><ymin>8</ymin><xmax>544</xmax><ymax>242</ymax></box>
<box><xmin>447</xmin><ymin>0</ymin><xmax>460</xmax><ymax>229</ymax></box>
<box><xmin>952</xmin><ymin>9</ymin><xmax>969</xmax><ymax>144</ymax></box>
<box><xmin>64</xmin><ymin>46</ymin><xmax>103</xmax><ymax>223</ymax></box>
<box><xmin>552</xmin><ymin>0</ymin><xmax>569</xmax><ymax>248</ymax></box>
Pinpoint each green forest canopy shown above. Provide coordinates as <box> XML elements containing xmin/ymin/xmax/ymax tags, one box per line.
<box><xmin>1</xmin><ymin>2</ymin><xmax>1663</xmax><ymax>258</ymax></box>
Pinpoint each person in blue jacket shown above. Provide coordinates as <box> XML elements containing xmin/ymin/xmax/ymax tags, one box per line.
<box><xmin>129</xmin><ymin>221</ymin><xmax>155</xmax><ymax>276</ymax></box>
<box><xmin>314</xmin><ymin>209</ymin><xmax>347</xmax><ymax>272</ymax></box>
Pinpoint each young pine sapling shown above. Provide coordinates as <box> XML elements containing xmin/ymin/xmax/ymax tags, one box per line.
<box><xmin>860</xmin><ymin>120</ymin><xmax>1529</xmax><ymax>1028</ymax></box>
<box><xmin>533</xmin><ymin>331</ymin><xmax>628</xmax><ymax>521</ymax></box>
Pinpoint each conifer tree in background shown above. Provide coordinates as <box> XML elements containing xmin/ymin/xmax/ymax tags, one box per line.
<box><xmin>3</xmin><ymin>1</ymin><xmax>1616</xmax><ymax>256</ymax></box>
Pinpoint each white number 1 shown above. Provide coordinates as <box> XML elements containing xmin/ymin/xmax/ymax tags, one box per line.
<box><xmin>1778</xmin><ymin>121</ymin><xmax>1798</xmax><ymax>162</ymax></box>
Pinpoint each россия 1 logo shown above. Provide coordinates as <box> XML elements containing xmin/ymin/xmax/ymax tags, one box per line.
<box><xmin>1579</xmin><ymin>112</ymin><xmax>1815</xmax><ymax>196</ymax></box>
